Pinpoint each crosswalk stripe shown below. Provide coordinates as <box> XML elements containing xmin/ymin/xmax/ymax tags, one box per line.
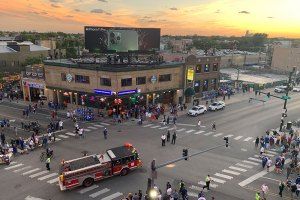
<box><xmin>186</xmin><ymin>129</ymin><xmax>195</xmax><ymax>133</ymax></box>
<box><xmin>242</xmin><ymin>160</ymin><xmax>259</xmax><ymax>166</ymax></box>
<box><xmin>267</xmin><ymin>150</ymin><xmax>278</xmax><ymax>155</ymax></box>
<box><xmin>5</xmin><ymin>163</ymin><xmax>24</xmax><ymax>170</ymax></box>
<box><xmin>25</xmin><ymin>195</ymin><xmax>45</xmax><ymax>200</ymax></box>
<box><xmin>234</xmin><ymin>136</ymin><xmax>243</xmax><ymax>140</ymax></box>
<box><xmin>47</xmin><ymin>177</ymin><xmax>59</xmax><ymax>184</ymax></box>
<box><xmin>100</xmin><ymin>122</ymin><xmax>110</xmax><ymax>126</ymax></box>
<box><xmin>65</xmin><ymin>132</ymin><xmax>76</xmax><ymax>136</ymax></box>
<box><xmin>167</xmin><ymin>128</ymin><xmax>174</xmax><ymax>131</ymax></box>
<box><xmin>89</xmin><ymin>188</ymin><xmax>110</xmax><ymax>198</ymax></box>
<box><xmin>23</xmin><ymin>168</ymin><xmax>40</xmax><ymax>175</ymax></box>
<box><xmin>58</xmin><ymin>134</ymin><xmax>69</xmax><ymax>138</ymax></box>
<box><xmin>253</xmin><ymin>140</ymin><xmax>256</xmax><ymax>143</ymax></box>
<box><xmin>210</xmin><ymin>177</ymin><xmax>226</xmax><ymax>184</ymax></box>
<box><xmin>13</xmin><ymin>166</ymin><xmax>32</xmax><ymax>173</ymax></box>
<box><xmin>204</xmin><ymin>132</ymin><xmax>214</xmax><ymax>136</ymax></box>
<box><xmin>235</xmin><ymin>163</ymin><xmax>253</xmax><ymax>169</ymax></box>
<box><xmin>243</xmin><ymin>137</ymin><xmax>253</xmax><ymax>141</ymax></box>
<box><xmin>29</xmin><ymin>171</ymin><xmax>49</xmax><ymax>178</ymax></box>
<box><xmin>79</xmin><ymin>185</ymin><xmax>99</xmax><ymax>194</ymax></box>
<box><xmin>198</xmin><ymin>181</ymin><xmax>218</xmax><ymax>188</ymax></box>
<box><xmin>224</xmin><ymin>134</ymin><xmax>234</xmax><ymax>138</ymax></box>
<box><xmin>214</xmin><ymin>173</ymin><xmax>233</xmax><ymax>179</ymax></box>
<box><xmin>159</xmin><ymin>126</ymin><xmax>169</xmax><ymax>130</ymax></box>
<box><xmin>189</xmin><ymin>185</ymin><xmax>210</xmax><ymax>192</ymax></box>
<box><xmin>85</xmin><ymin>129</ymin><xmax>91</xmax><ymax>132</ymax></box>
<box><xmin>213</xmin><ymin>133</ymin><xmax>223</xmax><ymax>137</ymax></box>
<box><xmin>222</xmin><ymin>169</ymin><xmax>240</xmax><ymax>175</ymax></box>
<box><xmin>38</xmin><ymin>173</ymin><xmax>58</xmax><ymax>181</ymax></box>
<box><xmin>94</xmin><ymin>124</ymin><xmax>104</xmax><ymax>128</ymax></box>
<box><xmin>150</xmin><ymin>125</ymin><xmax>161</xmax><ymax>128</ymax></box>
<box><xmin>229</xmin><ymin>166</ymin><xmax>247</xmax><ymax>172</ymax></box>
<box><xmin>254</xmin><ymin>153</ymin><xmax>274</xmax><ymax>158</ymax></box>
<box><xmin>88</xmin><ymin>126</ymin><xmax>98</xmax><ymax>129</ymax></box>
<box><xmin>194</xmin><ymin>130</ymin><xmax>205</xmax><ymax>135</ymax></box>
<box><xmin>176</xmin><ymin>128</ymin><xmax>186</xmax><ymax>132</ymax></box>
<box><xmin>101</xmin><ymin>192</ymin><xmax>124</xmax><ymax>200</ymax></box>
<box><xmin>187</xmin><ymin>192</ymin><xmax>199</xmax><ymax>198</ymax></box>
<box><xmin>143</xmin><ymin>124</ymin><xmax>153</xmax><ymax>127</ymax></box>
<box><xmin>248</xmin><ymin>157</ymin><xmax>261</xmax><ymax>162</ymax></box>
<box><xmin>9</xmin><ymin>161</ymin><xmax>17</xmax><ymax>165</ymax></box>
<box><xmin>55</xmin><ymin>138</ymin><xmax>61</xmax><ymax>141</ymax></box>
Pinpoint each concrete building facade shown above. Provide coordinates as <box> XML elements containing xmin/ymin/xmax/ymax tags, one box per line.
<box><xmin>271</xmin><ymin>47</ymin><xmax>300</xmax><ymax>73</ymax></box>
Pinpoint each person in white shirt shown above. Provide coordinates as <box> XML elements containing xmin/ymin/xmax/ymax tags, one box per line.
<box><xmin>166</xmin><ymin>187</ymin><xmax>172</xmax><ymax>196</ymax></box>
<box><xmin>59</xmin><ymin>120</ymin><xmax>63</xmax><ymax>130</ymax></box>
<box><xmin>266</xmin><ymin>158</ymin><xmax>272</xmax><ymax>172</ymax></box>
<box><xmin>161</xmin><ymin>134</ymin><xmax>166</xmax><ymax>146</ymax></box>
<box><xmin>261</xmin><ymin>183</ymin><xmax>269</xmax><ymax>198</ymax></box>
<box><xmin>197</xmin><ymin>120</ymin><xmax>201</xmax><ymax>129</ymax></box>
<box><xmin>79</xmin><ymin>128</ymin><xmax>83</xmax><ymax>138</ymax></box>
<box><xmin>67</xmin><ymin>111</ymin><xmax>70</xmax><ymax>118</ymax></box>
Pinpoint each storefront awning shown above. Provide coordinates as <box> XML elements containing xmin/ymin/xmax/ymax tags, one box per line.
<box><xmin>185</xmin><ymin>87</ymin><xmax>195</xmax><ymax>96</ymax></box>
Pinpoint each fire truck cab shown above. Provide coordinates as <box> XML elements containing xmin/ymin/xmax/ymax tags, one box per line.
<box><xmin>58</xmin><ymin>144</ymin><xmax>142</xmax><ymax>190</ymax></box>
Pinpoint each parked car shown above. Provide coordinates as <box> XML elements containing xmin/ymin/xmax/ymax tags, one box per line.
<box><xmin>208</xmin><ymin>101</ymin><xmax>226</xmax><ymax>111</ymax></box>
<box><xmin>274</xmin><ymin>86</ymin><xmax>287</xmax><ymax>93</ymax></box>
<box><xmin>188</xmin><ymin>105</ymin><xmax>207</xmax><ymax>116</ymax></box>
<box><xmin>293</xmin><ymin>87</ymin><xmax>300</xmax><ymax>92</ymax></box>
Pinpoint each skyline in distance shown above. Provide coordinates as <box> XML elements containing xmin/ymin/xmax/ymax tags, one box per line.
<box><xmin>1</xmin><ymin>0</ymin><xmax>300</xmax><ymax>38</ymax></box>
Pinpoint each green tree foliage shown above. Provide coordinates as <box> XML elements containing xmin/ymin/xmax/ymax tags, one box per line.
<box><xmin>21</xmin><ymin>55</ymin><xmax>46</xmax><ymax>69</ymax></box>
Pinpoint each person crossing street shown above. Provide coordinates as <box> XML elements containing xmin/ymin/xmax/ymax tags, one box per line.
<box><xmin>161</xmin><ymin>134</ymin><xmax>166</xmax><ymax>146</ymax></box>
<box><xmin>167</xmin><ymin>131</ymin><xmax>170</xmax><ymax>142</ymax></box>
<box><xmin>46</xmin><ymin>156</ymin><xmax>51</xmax><ymax>170</ymax></box>
<box><xmin>203</xmin><ymin>175</ymin><xmax>213</xmax><ymax>191</ymax></box>
<box><xmin>103</xmin><ymin>128</ymin><xmax>108</xmax><ymax>139</ymax></box>
<box><xmin>211</xmin><ymin>122</ymin><xmax>216</xmax><ymax>131</ymax></box>
<box><xmin>171</xmin><ymin>132</ymin><xmax>177</xmax><ymax>144</ymax></box>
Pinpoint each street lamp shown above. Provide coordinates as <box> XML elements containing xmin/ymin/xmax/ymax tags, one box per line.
<box><xmin>149</xmin><ymin>189</ymin><xmax>158</xmax><ymax>199</ymax></box>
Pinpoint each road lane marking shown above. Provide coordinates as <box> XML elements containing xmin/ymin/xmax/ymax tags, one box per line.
<box><xmin>89</xmin><ymin>188</ymin><xmax>110</xmax><ymax>198</ymax></box>
<box><xmin>213</xmin><ymin>133</ymin><xmax>223</xmax><ymax>137</ymax></box>
<box><xmin>267</xmin><ymin>150</ymin><xmax>278</xmax><ymax>155</ymax></box>
<box><xmin>94</xmin><ymin>124</ymin><xmax>104</xmax><ymax>128</ymax></box>
<box><xmin>222</xmin><ymin>169</ymin><xmax>240</xmax><ymax>175</ymax></box>
<box><xmin>214</xmin><ymin>173</ymin><xmax>233</xmax><ymax>179</ymax></box>
<box><xmin>100</xmin><ymin>122</ymin><xmax>110</xmax><ymax>126</ymax></box>
<box><xmin>84</xmin><ymin>129</ymin><xmax>91</xmax><ymax>132</ymax></box>
<box><xmin>176</xmin><ymin>123</ymin><xmax>196</xmax><ymax>127</ymax></box>
<box><xmin>54</xmin><ymin>138</ymin><xmax>61</xmax><ymax>141</ymax></box>
<box><xmin>38</xmin><ymin>173</ymin><xmax>58</xmax><ymax>181</ymax></box>
<box><xmin>143</xmin><ymin>124</ymin><xmax>153</xmax><ymax>127</ymax></box>
<box><xmin>242</xmin><ymin>160</ymin><xmax>259</xmax><ymax>166</ymax></box>
<box><xmin>204</xmin><ymin>132</ymin><xmax>214</xmax><ymax>136</ymax></box>
<box><xmin>234</xmin><ymin>136</ymin><xmax>243</xmax><ymax>140</ymax></box>
<box><xmin>176</xmin><ymin>128</ymin><xmax>186</xmax><ymax>132</ymax></box>
<box><xmin>79</xmin><ymin>185</ymin><xmax>99</xmax><ymax>194</ymax></box>
<box><xmin>10</xmin><ymin>161</ymin><xmax>17</xmax><ymax>165</ymax></box>
<box><xmin>47</xmin><ymin>177</ymin><xmax>58</xmax><ymax>184</ymax></box>
<box><xmin>235</xmin><ymin>163</ymin><xmax>253</xmax><ymax>169</ymax></box>
<box><xmin>13</xmin><ymin>166</ymin><xmax>32</xmax><ymax>173</ymax></box>
<box><xmin>65</xmin><ymin>132</ymin><xmax>76</xmax><ymax>136</ymax></box>
<box><xmin>88</xmin><ymin>126</ymin><xmax>98</xmax><ymax>129</ymax></box>
<box><xmin>23</xmin><ymin>168</ymin><xmax>40</xmax><ymax>175</ymax></box>
<box><xmin>229</xmin><ymin>166</ymin><xmax>247</xmax><ymax>172</ymax></box>
<box><xmin>198</xmin><ymin>181</ymin><xmax>218</xmax><ymax>188</ymax></box>
<box><xmin>167</xmin><ymin>128</ymin><xmax>175</xmax><ymax>131</ymax></box>
<box><xmin>210</xmin><ymin>177</ymin><xmax>226</xmax><ymax>184</ymax></box>
<box><xmin>25</xmin><ymin>196</ymin><xmax>45</xmax><ymax>200</ymax></box>
<box><xmin>243</xmin><ymin>137</ymin><xmax>253</xmax><ymax>141</ymax></box>
<box><xmin>150</xmin><ymin>125</ymin><xmax>161</xmax><ymax>128</ymax></box>
<box><xmin>29</xmin><ymin>170</ymin><xmax>49</xmax><ymax>178</ymax></box>
<box><xmin>101</xmin><ymin>192</ymin><xmax>123</xmax><ymax>200</ymax></box>
<box><xmin>194</xmin><ymin>130</ymin><xmax>205</xmax><ymax>134</ymax></box>
<box><xmin>186</xmin><ymin>129</ymin><xmax>195</xmax><ymax>133</ymax></box>
<box><xmin>58</xmin><ymin>134</ymin><xmax>69</xmax><ymax>138</ymax></box>
<box><xmin>159</xmin><ymin>126</ymin><xmax>169</xmax><ymax>130</ymax></box>
<box><xmin>5</xmin><ymin>163</ymin><xmax>24</xmax><ymax>170</ymax></box>
<box><xmin>224</xmin><ymin>134</ymin><xmax>234</xmax><ymax>138</ymax></box>
<box><xmin>248</xmin><ymin>157</ymin><xmax>261</xmax><ymax>162</ymax></box>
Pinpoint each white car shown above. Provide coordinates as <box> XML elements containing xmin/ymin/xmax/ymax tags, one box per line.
<box><xmin>188</xmin><ymin>105</ymin><xmax>207</xmax><ymax>116</ymax></box>
<box><xmin>293</xmin><ymin>87</ymin><xmax>300</xmax><ymax>92</ymax></box>
<box><xmin>208</xmin><ymin>101</ymin><xmax>226</xmax><ymax>111</ymax></box>
<box><xmin>274</xmin><ymin>86</ymin><xmax>287</xmax><ymax>93</ymax></box>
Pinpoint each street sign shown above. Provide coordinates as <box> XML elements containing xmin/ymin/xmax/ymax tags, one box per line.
<box><xmin>281</xmin><ymin>96</ymin><xmax>291</xmax><ymax>100</ymax></box>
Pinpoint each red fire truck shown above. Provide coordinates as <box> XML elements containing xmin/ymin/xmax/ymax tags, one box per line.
<box><xmin>58</xmin><ymin>144</ymin><xmax>142</xmax><ymax>190</ymax></box>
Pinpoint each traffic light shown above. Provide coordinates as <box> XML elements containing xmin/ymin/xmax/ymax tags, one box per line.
<box><xmin>182</xmin><ymin>149</ymin><xmax>188</xmax><ymax>160</ymax></box>
<box><xmin>267</xmin><ymin>92</ymin><xmax>270</xmax><ymax>98</ymax></box>
<box><xmin>224</xmin><ymin>137</ymin><xmax>229</xmax><ymax>147</ymax></box>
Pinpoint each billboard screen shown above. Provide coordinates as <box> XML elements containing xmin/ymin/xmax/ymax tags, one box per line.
<box><xmin>85</xmin><ymin>26</ymin><xmax>160</xmax><ymax>53</ymax></box>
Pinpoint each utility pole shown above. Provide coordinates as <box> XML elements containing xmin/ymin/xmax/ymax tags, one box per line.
<box><xmin>279</xmin><ymin>67</ymin><xmax>296</xmax><ymax>131</ymax></box>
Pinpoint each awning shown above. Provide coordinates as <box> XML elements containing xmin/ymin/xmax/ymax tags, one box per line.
<box><xmin>185</xmin><ymin>87</ymin><xmax>195</xmax><ymax>96</ymax></box>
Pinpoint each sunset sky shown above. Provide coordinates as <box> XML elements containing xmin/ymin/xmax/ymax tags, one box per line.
<box><xmin>1</xmin><ymin>0</ymin><xmax>300</xmax><ymax>38</ymax></box>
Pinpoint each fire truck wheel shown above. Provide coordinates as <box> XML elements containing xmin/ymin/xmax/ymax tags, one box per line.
<box><xmin>83</xmin><ymin>178</ymin><xmax>94</xmax><ymax>187</ymax></box>
<box><xmin>120</xmin><ymin>168</ymin><xmax>129</xmax><ymax>176</ymax></box>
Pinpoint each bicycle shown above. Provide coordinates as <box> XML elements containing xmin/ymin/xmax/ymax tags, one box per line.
<box><xmin>40</xmin><ymin>151</ymin><xmax>54</xmax><ymax>162</ymax></box>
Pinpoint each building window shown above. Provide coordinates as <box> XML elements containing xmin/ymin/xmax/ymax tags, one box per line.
<box><xmin>211</xmin><ymin>78</ymin><xmax>217</xmax><ymax>90</ymax></box>
<box><xmin>195</xmin><ymin>65</ymin><xmax>202</xmax><ymax>73</ymax></box>
<box><xmin>204</xmin><ymin>64</ymin><xmax>210</xmax><ymax>72</ymax></box>
<box><xmin>136</xmin><ymin>76</ymin><xmax>146</xmax><ymax>85</ymax></box>
<box><xmin>121</xmin><ymin>78</ymin><xmax>132</xmax><ymax>87</ymax></box>
<box><xmin>61</xmin><ymin>73</ymin><xmax>66</xmax><ymax>81</ymax></box>
<box><xmin>194</xmin><ymin>81</ymin><xmax>200</xmax><ymax>93</ymax></box>
<box><xmin>213</xmin><ymin>63</ymin><xmax>218</xmax><ymax>71</ymax></box>
<box><xmin>75</xmin><ymin>75</ymin><xmax>90</xmax><ymax>84</ymax></box>
<box><xmin>100</xmin><ymin>78</ymin><xmax>111</xmax><ymax>86</ymax></box>
<box><xmin>159</xmin><ymin>74</ymin><xmax>171</xmax><ymax>82</ymax></box>
<box><xmin>203</xmin><ymin>79</ymin><xmax>208</xmax><ymax>91</ymax></box>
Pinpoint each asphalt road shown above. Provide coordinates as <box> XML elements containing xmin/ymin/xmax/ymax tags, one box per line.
<box><xmin>1</xmin><ymin>89</ymin><xmax>300</xmax><ymax>200</ymax></box>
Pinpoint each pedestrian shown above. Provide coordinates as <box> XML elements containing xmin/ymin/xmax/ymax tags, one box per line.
<box><xmin>296</xmin><ymin>183</ymin><xmax>300</xmax><ymax>197</ymax></box>
<box><xmin>278</xmin><ymin>181</ymin><xmax>285</xmax><ymax>197</ymax></box>
<box><xmin>161</xmin><ymin>134</ymin><xmax>166</xmax><ymax>146</ymax></box>
<box><xmin>167</xmin><ymin>116</ymin><xmax>170</xmax><ymax>125</ymax></box>
<box><xmin>166</xmin><ymin>187</ymin><xmax>172</xmax><ymax>198</ymax></box>
<box><xmin>173</xmin><ymin>116</ymin><xmax>177</xmax><ymax>125</ymax></box>
<box><xmin>167</xmin><ymin>131</ymin><xmax>170</xmax><ymax>142</ymax></box>
<box><xmin>166</xmin><ymin>181</ymin><xmax>171</xmax><ymax>190</ymax></box>
<box><xmin>262</xmin><ymin>156</ymin><xmax>267</xmax><ymax>169</ymax></box>
<box><xmin>181</xmin><ymin>187</ymin><xmax>187</xmax><ymax>200</ymax></box>
<box><xmin>291</xmin><ymin>183</ymin><xmax>297</xmax><ymax>199</ymax></box>
<box><xmin>173</xmin><ymin>190</ymin><xmax>179</xmax><ymax>200</ymax></box>
<box><xmin>46</xmin><ymin>156</ymin><xmax>51</xmax><ymax>170</ymax></box>
<box><xmin>79</xmin><ymin>128</ymin><xmax>83</xmax><ymax>139</ymax></box>
<box><xmin>33</xmin><ymin>107</ymin><xmax>36</xmax><ymax>114</ymax></box>
<box><xmin>179</xmin><ymin>180</ymin><xmax>185</xmax><ymax>194</ymax></box>
<box><xmin>59</xmin><ymin>120</ymin><xmax>63</xmax><ymax>130</ymax></box>
<box><xmin>261</xmin><ymin>184</ymin><xmax>269</xmax><ymax>199</ymax></box>
<box><xmin>171</xmin><ymin>132</ymin><xmax>177</xmax><ymax>144</ymax></box>
<box><xmin>255</xmin><ymin>192</ymin><xmax>260</xmax><ymax>200</ymax></box>
<box><xmin>287</xmin><ymin>165</ymin><xmax>292</xmax><ymax>179</ymax></box>
<box><xmin>103</xmin><ymin>128</ymin><xmax>108</xmax><ymax>139</ymax></box>
<box><xmin>1</xmin><ymin>132</ymin><xmax>5</xmax><ymax>145</ymax></box>
<box><xmin>260</xmin><ymin>146</ymin><xmax>265</xmax><ymax>156</ymax></box>
<box><xmin>266</xmin><ymin>157</ymin><xmax>272</xmax><ymax>172</ymax></box>
<box><xmin>132</xmin><ymin>193</ymin><xmax>139</xmax><ymax>200</ymax></box>
<box><xmin>203</xmin><ymin>175</ymin><xmax>213</xmax><ymax>191</ymax></box>
<box><xmin>211</xmin><ymin>121</ymin><xmax>216</xmax><ymax>131</ymax></box>
<box><xmin>197</xmin><ymin>120</ymin><xmax>201</xmax><ymax>129</ymax></box>
<box><xmin>255</xmin><ymin>136</ymin><xmax>259</xmax><ymax>148</ymax></box>
<box><xmin>52</xmin><ymin>131</ymin><xmax>56</xmax><ymax>142</ymax></box>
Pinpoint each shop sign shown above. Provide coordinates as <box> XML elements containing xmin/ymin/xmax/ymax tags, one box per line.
<box><xmin>94</xmin><ymin>89</ymin><xmax>112</xmax><ymax>95</ymax></box>
<box><xmin>151</xmin><ymin>76</ymin><xmax>157</xmax><ymax>84</ymax></box>
<box><xmin>118</xmin><ymin>89</ymin><xmax>137</xmax><ymax>96</ymax></box>
<box><xmin>23</xmin><ymin>81</ymin><xmax>45</xmax><ymax>89</ymax></box>
<box><xmin>66</xmin><ymin>74</ymin><xmax>73</xmax><ymax>82</ymax></box>
<box><xmin>187</xmin><ymin>68</ymin><xmax>194</xmax><ymax>81</ymax></box>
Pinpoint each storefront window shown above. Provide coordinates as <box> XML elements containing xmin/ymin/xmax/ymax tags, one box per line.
<box><xmin>204</xmin><ymin>64</ymin><xmax>210</xmax><ymax>72</ymax></box>
<box><xmin>211</xmin><ymin>78</ymin><xmax>217</xmax><ymax>90</ymax></box>
<box><xmin>75</xmin><ymin>75</ymin><xmax>90</xmax><ymax>84</ymax></box>
<box><xmin>61</xmin><ymin>73</ymin><xmax>66</xmax><ymax>81</ymax></box>
<box><xmin>121</xmin><ymin>78</ymin><xmax>132</xmax><ymax>87</ymax></box>
<box><xmin>195</xmin><ymin>65</ymin><xmax>202</xmax><ymax>73</ymax></box>
<box><xmin>194</xmin><ymin>81</ymin><xmax>201</xmax><ymax>93</ymax></box>
<box><xmin>100</xmin><ymin>78</ymin><xmax>111</xmax><ymax>86</ymax></box>
<box><xmin>213</xmin><ymin>63</ymin><xmax>218</xmax><ymax>71</ymax></box>
<box><xmin>159</xmin><ymin>74</ymin><xmax>171</xmax><ymax>82</ymax></box>
<box><xmin>203</xmin><ymin>79</ymin><xmax>208</xmax><ymax>91</ymax></box>
<box><xmin>136</xmin><ymin>77</ymin><xmax>146</xmax><ymax>85</ymax></box>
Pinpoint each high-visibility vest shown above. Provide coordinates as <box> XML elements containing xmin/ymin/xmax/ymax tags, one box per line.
<box><xmin>255</xmin><ymin>193</ymin><xmax>260</xmax><ymax>200</ymax></box>
<box><xmin>205</xmin><ymin>176</ymin><xmax>210</xmax><ymax>182</ymax></box>
<box><xmin>46</xmin><ymin>157</ymin><xmax>51</xmax><ymax>163</ymax></box>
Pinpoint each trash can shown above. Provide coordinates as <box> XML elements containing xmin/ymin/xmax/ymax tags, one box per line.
<box><xmin>287</xmin><ymin>121</ymin><xmax>292</xmax><ymax>130</ymax></box>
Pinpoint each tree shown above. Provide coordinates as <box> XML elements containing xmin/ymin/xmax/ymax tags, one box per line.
<box><xmin>22</xmin><ymin>55</ymin><xmax>45</xmax><ymax>69</ymax></box>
